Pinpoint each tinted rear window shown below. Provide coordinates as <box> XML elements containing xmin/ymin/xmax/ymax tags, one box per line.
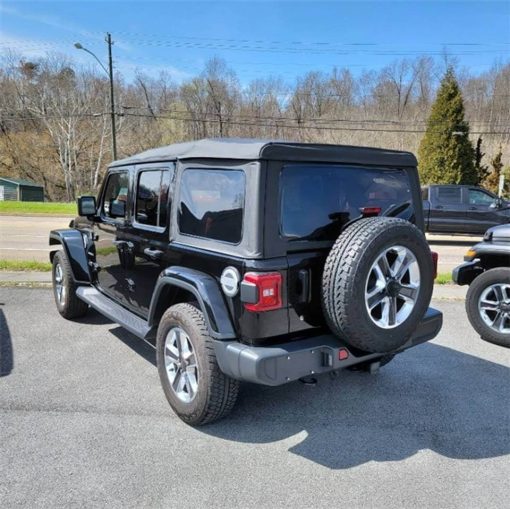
<box><xmin>280</xmin><ymin>164</ymin><xmax>411</xmax><ymax>241</ymax></box>
<box><xmin>178</xmin><ymin>168</ymin><xmax>245</xmax><ymax>244</ymax></box>
<box><xmin>135</xmin><ymin>169</ymin><xmax>171</xmax><ymax>228</ymax></box>
<box><xmin>437</xmin><ymin>187</ymin><xmax>462</xmax><ymax>204</ymax></box>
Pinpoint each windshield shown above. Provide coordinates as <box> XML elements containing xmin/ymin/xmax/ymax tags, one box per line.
<box><xmin>280</xmin><ymin>164</ymin><xmax>412</xmax><ymax>241</ymax></box>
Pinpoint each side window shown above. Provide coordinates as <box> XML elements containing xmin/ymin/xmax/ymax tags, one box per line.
<box><xmin>135</xmin><ymin>169</ymin><xmax>171</xmax><ymax>228</ymax></box>
<box><xmin>102</xmin><ymin>172</ymin><xmax>129</xmax><ymax>219</ymax></box>
<box><xmin>468</xmin><ymin>189</ymin><xmax>495</xmax><ymax>206</ymax></box>
<box><xmin>178</xmin><ymin>168</ymin><xmax>245</xmax><ymax>243</ymax></box>
<box><xmin>437</xmin><ymin>187</ymin><xmax>462</xmax><ymax>204</ymax></box>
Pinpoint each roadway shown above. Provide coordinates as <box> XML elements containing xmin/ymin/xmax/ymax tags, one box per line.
<box><xmin>0</xmin><ymin>289</ymin><xmax>508</xmax><ymax>507</ymax></box>
<box><xmin>0</xmin><ymin>216</ymin><xmax>71</xmax><ymax>262</ymax></box>
<box><xmin>0</xmin><ymin>215</ymin><xmax>481</xmax><ymax>273</ymax></box>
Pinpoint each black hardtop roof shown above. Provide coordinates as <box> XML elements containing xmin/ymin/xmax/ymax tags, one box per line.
<box><xmin>110</xmin><ymin>137</ymin><xmax>417</xmax><ymax>168</ymax></box>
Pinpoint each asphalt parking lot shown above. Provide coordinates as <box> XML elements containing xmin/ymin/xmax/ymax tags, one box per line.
<box><xmin>0</xmin><ymin>288</ymin><xmax>509</xmax><ymax>508</ymax></box>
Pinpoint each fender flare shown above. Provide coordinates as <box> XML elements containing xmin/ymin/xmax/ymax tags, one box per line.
<box><xmin>49</xmin><ymin>229</ymin><xmax>92</xmax><ymax>283</ymax></box>
<box><xmin>148</xmin><ymin>266</ymin><xmax>236</xmax><ymax>340</ymax></box>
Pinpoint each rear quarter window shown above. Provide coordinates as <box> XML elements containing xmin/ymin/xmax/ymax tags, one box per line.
<box><xmin>178</xmin><ymin>168</ymin><xmax>245</xmax><ymax>244</ymax></box>
<box><xmin>437</xmin><ymin>187</ymin><xmax>462</xmax><ymax>204</ymax></box>
<box><xmin>280</xmin><ymin>164</ymin><xmax>412</xmax><ymax>241</ymax></box>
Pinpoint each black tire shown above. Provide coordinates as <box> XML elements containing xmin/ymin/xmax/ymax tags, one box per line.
<box><xmin>322</xmin><ymin>217</ymin><xmax>434</xmax><ymax>353</ymax></box>
<box><xmin>466</xmin><ymin>268</ymin><xmax>510</xmax><ymax>348</ymax></box>
<box><xmin>51</xmin><ymin>250</ymin><xmax>89</xmax><ymax>319</ymax></box>
<box><xmin>156</xmin><ymin>303</ymin><xmax>240</xmax><ymax>425</ymax></box>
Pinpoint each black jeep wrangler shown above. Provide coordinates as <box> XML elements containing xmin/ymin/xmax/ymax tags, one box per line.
<box><xmin>50</xmin><ymin>138</ymin><xmax>442</xmax><ymax>425</ymax></box>
<box><xmin>453</xmin><ymin>223</ymin><xmax>510</xmax><ymax>348</ymax></box>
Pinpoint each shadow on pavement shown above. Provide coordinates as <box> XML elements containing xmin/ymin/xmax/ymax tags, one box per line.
<box><xmin>0</xmin><ymin>308</ymin><xmax>13</xmax><ymax>376</ymax></box>
<box><xmin>199</xmin><ymin>342</ymin><xmax>510</xmax><ymax>469</ymax></box>
<box><xmin>75</xmin><ymin>308</ymin><xmax>115</xmax><ymax>326</ymax></box>
<box><xmin>90</xmin><ymin>307</ymin><xmax>510</xmax><ymax>470</ymax></box>
<box><xmin>110</xmin><ymin>326</ymin><xmax>156</xmax><ymax>367</ymax></box>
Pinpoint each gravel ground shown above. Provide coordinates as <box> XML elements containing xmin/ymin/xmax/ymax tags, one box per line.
<box><xmin>0</xmin><ymin>288</ymin><xmax>509</xmax><ymax>508</ymax></box>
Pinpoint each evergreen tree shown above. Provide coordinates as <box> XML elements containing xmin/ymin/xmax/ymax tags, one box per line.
<box><xmin>474</xmin><ymin>136</ymin><xmax>489</xmax><ymax>185</ymax></box>
<box><xmin>484</xmin><ymin>146</ymin><xmax>504</xmax><ymax>194</ymax></box>
<box><xmin>418</xmin><ymin>68</ymin><xmax>476</xmax><ymax>185</ymax></box>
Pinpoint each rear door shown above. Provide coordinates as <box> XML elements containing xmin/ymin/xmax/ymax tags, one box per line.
<box><xmin>429</xmin><ymin>186</ymin><xmax>467</xmax><ymax>233</ymax></box>
<box><xmin>95</xmin><ymin>169</ymin><xmax>132</xmax><ymax>307</ymax></box>
<box><xmin>465</xmin><ymin>187</ymin><xmax>501</xmax><ymax>234</ymax></box>
<box><xmin>123</xmin><ymin>165</ymin><xmax>174</xmax><ymax>317</ymax></box>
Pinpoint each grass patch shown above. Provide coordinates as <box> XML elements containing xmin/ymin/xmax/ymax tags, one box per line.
<box><xmin>96</xmin><ymin>246</ymin><xmax>118</xmax><ymax>256</ymax></box>
<box><xmin>0</xmin><ymin>260</ymin><xmax>52</xmax><ymax>272</ymax></box>
<box><xmin>0</xmin><ymin>201</ymin><xmax>76</xmax><ymax>216</ymax></box>
<box><xmin>435</xmin><ymin>272</ymin><xmax>453</xmax><ymax>285</ymax></box>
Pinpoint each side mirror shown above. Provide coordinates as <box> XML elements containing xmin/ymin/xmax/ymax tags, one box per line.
<box><xmin>109</xmin><ymin>199</ymin><xmax>126</xmax><ymax>218</ymax></box>
<box><xmin>77</xmin><ymin>196</ymin><xmax>97</xmax><ymax>217</ymax></box>
<box><xmin>490</xmin><ymin>198</ymin><xmax>504</xmax><ymax>209</ymax></box>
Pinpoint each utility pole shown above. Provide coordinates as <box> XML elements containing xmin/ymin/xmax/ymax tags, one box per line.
<box><xmin>106</xmin><ymin>33</ymin><xmax>117</xmax><ymax>160</ymax></box>
<box><xmin>74</xmin><ymin>33</ymin><xmax>117</xmax><ymax>161</ymax></box>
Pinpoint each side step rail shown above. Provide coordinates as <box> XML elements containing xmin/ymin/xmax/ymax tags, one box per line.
<box><xmin>76</xmin><ymin>286</ymin><xmax>152</xmax><ymax>340</ymax></box>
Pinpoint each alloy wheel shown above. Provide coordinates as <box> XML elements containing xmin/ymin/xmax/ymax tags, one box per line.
<box><xmin>478</xmin><ymin>283</ymin><xmax>510</xmax><ymax>334</ymax></box>
<box><xmin>164</xmin><ymin>326</ymin><xmax>199</xmax><ymax>403</ymax></box>
<box><xmin>365</xmin><ymin>245</ymin><xmax>420</xmax><ymax>329</ymax></box>
<box><xmin>54</xmin><ymin>263</ymin><xmax>66</xmax><ymax>305</ymax></box>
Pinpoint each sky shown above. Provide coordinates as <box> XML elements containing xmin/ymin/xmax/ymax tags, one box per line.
<box><xmin>1</xmin><ymin>0</ymin><xmax>509</xmax><ymax>84</ymax></box>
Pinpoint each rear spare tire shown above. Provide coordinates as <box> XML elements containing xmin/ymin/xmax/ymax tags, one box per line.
<box><xmin>322</xmin><ymin>217</ymin><xmax>434</xmax><ymax>353</ymax></box>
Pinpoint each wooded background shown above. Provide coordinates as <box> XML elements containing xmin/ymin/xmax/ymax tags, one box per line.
<box><xmin>1</xmin><ymin>52</ymin><xmax>509</xmax><ymax>201</ymax></box>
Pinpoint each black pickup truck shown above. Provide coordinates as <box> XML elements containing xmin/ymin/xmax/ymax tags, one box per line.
<box><xmin>422</xmin><ymin>185</ymin><xmax>509</xmax><ymax>235</ymax></box>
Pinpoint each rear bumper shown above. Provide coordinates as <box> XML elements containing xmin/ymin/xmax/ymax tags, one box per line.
<box><xmin>214</xmin><ymin>307</ymin><xmax>443</xmax><ymax>386</ymax></box>
<box><xmin>452</xmin><ymin>260</ymin><xmax>483</xmax><ymax>286</ymax></box>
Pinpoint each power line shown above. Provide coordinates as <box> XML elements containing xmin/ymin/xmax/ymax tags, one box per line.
<box><xmin>2</xmin><ymin>107</ymin><xmax>509</xmax><ymax>127</ymax></box>
<box><xmin>2</xmin><ymin>111</ymin><xmax>508</xmax><ymax>135</ymax></box>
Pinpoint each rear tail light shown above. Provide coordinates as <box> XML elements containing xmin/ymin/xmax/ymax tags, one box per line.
<box><xmin>431</xmin><ymin>251</ymin><xmax>438</xmax><ymax>279</ymax></box>
<box><xmin>360</xmin><ymin>206</ymin><xmax>381</xmax><ymax>217</ymax></box>
<box><xmin>242</xmin><ymin>272</ymin><xmax>282</xmax><ymax>312</ymax></box>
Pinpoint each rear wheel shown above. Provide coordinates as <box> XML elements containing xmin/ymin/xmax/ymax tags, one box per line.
<box><xmin>466</xmin><ymin>268</ymin><xmax>510</xmax><ymax>348</ymax></box>
<box><xmin>322</xmin><ymin>217</ymin><xmax>434</xmax><ymax>353</ymax></box>
<box><xmin>156</xmin><ymin>303</ymin><xmax>240</xmax><ymax>425</ymax></box>
<box><xmin>52</xmin><ymin>250</ymin><xmax>88</xmax><ymax>319</ymax></box>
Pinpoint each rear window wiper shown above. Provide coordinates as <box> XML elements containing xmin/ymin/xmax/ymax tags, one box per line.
<box><xmin>382</xmin><ymin>201</ymin><xmax>412</xmax><ymax>217</ymax></box>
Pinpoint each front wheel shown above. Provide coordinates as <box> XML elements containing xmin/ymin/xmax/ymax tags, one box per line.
<box><xmin>52</xmin><ymin>250</ymin><xmax>89</xmax><ymax>319</ymax></box>
<box><xmin>466</xmin><ymin>268</ymin><xmax>510</xmax><ymax>348</ymax></box>
<box><xmin>156</xmin><ymin>303</ymin><xmax>240</xmax><ymax>425</ymax></box>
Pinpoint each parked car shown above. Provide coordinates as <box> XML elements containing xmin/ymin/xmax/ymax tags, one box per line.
<box><xmin>422</xmin><ymin>184</ymin><xmax>510</xmax><ymax>235</ymax></box>
<box><xmin>453</xmin><ymin>223</ymin><xmax>510</xmax><ymax>347</ymax></box>
<box><xmin>49</xmin><ymin>138</ymin><xmax>442</xmax><ymax>425</ymax></box>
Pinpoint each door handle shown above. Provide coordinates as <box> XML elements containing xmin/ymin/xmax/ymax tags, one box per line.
<box><xmin>435</xmin><ymin>205</ymin><xmax>444</xmax><ymax>210</ymax></box>
<box><xmin>469</xmin><ymin>207</ymin><xmax>477</xmax><ymax>210</ymax></box>
<box><xmin>144</xmin><ymin>248</ymin><xmax>163</xmax><ymax>260</ymax></box>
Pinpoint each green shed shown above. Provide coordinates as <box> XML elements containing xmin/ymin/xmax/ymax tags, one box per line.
<box><xmin>0</xmin><ymin>177</ymin><xmax>44</xmax><ymax>202</ymax></box>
